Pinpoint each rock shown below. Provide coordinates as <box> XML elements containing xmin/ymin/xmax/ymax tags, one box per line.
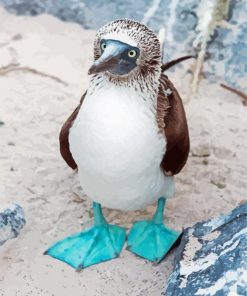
<box><xmin>206</xmin><ymin>0</ymin><xmax>247</xmax><ymax>91</ymax></box>
<box><xmin>8</xmin><ymin>141</ymin><xmax>15</xmax><ymax>146</ymax></box>
<box><xmin>165</xmin><ymin>202</ymin><xmax>247</xmax><ymax>295</ymax></box>
<box><xmin>0</xmin><ymin>120</ymin><xmax>4</xmax><ymax>126</ymax></box>
<box><xmin>0</xmin><ymin>0</ymin><xmax>152</xmax><ymax>29</ymax></box>
<box><xmin>191</xmin><ymin>145</ymin><xmax>210</xmax><ymax>157</ymax></box>
<box><xmin>0</xmin><ymin>203</ymin><xmax>26</xmax><ymax>246</ymax></box>
<box><xmin>210</xmin><ymin>179</ymin><xmax>226</xmax><ymax>189</ymax></box>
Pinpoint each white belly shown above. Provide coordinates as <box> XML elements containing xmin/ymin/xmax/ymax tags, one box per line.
<box><xmin>69</xmin><ymin>83</ymin><xmax>173</xmax><ymax>210</ymax></box>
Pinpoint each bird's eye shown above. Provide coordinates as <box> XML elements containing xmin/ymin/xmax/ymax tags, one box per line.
<box><xmin>101</xmin><ymin>42</ymin><xmax>107</xmax><ymax>51</ymax></box>
<box><xmin>128</xmin><ymin>49</ymin><xmax>137</xmax><ymax>58</ymax></box>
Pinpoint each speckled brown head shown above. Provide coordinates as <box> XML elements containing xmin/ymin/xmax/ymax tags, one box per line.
<box><xmin>88</xmin><ymin>19</ymin><xmax>162</xmax><ymax>81</ymax></box>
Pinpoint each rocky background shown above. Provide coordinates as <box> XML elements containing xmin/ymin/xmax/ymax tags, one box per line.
<box><xmin>0</xmin><ymin>0</ymin><xmax>246</xmax><ymax>92</ymax></box>
<box><xmin>0</xmin><ymin>203</ymin><xmax>25</xmax><ymax>246</ymax></box>
<box><xmin>166</xmin><ymin>203</ymin><xmax>247</xmax><ymax>295</ymax></box>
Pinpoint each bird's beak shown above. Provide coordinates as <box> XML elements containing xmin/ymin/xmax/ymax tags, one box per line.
<box><xmin>88</xmin><ymin>43</ymin><xmax>124</xmax><ymax>75</ymax></box>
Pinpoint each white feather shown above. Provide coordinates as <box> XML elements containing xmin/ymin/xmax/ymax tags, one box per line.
<box><xmin>69</xmin><ymin>80</ymin><xmax>174</xmax><ymax>211</ymax></box>
<box><xmin>103</xmin><ymin>32</ymin><xmax>137</xmax><ymax>47</ymax></box>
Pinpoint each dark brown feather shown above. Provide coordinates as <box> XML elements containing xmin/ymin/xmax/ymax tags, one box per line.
<box><xmin>158</xmin><ymin>74</ymin><xmax>190</xmax><ymax>175</ymax></box>
<box><xmin>59</xmin><ymin>93</ymin><xmax>86</xmax><ymax>169</ymax></box>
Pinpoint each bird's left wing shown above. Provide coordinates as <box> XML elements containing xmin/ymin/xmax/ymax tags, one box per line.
<box><xmin>157</xmin><ymin>74</ymin><xmax>190</xmax><ymax>175</ymax></box>
<box><xmin>59</xmin><ymin>92</ymin><xmax>86</xmax><ymax>169</ymax></box>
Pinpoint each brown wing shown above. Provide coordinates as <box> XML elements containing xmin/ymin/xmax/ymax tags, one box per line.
<box><xmin>158</xmin><ymin>74</ymin><xmax>190</xmax><ymax>175</ymax></box>
<box><xmin>59</xmin><ymin>92</ymin><xmax>86</xmax><ymax>169</ymax></box>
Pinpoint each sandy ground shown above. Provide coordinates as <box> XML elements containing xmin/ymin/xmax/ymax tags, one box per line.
<box><xmin>0</xmin><ymin>7</ymin><xmax>247</xmax><ymax>296</ymax></box>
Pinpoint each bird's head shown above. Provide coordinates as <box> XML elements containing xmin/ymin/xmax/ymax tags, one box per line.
<box><xmin>88</xmin><ymin>19</ymin><xmax>162</xmax><ymax>81</ymax></box>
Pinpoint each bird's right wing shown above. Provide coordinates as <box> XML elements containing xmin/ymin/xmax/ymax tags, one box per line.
<box><xmin>59</xmin><ymin>92</ymin><xmax>86</xmax><ymax>169</ymax></box>
<box><xmin>158</xmin><ymin>74</ymin><xmax>190</xmax><ymax>175</ymax></box>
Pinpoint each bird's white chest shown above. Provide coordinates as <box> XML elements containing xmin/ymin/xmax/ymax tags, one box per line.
<box><xmin>69</xmin><ymin>84</ymin><xmax>167</xmax><ymax>210</ymax></box>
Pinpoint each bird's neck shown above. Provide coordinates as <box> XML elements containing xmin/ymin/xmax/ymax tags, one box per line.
<box><xmin>88</xmin><ymin>71</ymin><xmax>160</xmax><ymax>109</ymax></box>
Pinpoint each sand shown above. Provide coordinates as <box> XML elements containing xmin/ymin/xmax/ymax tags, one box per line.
<box><xmin>0</xmin><ymin>7</ymin><xmax>247</xmax><ymax>296</ymax></box>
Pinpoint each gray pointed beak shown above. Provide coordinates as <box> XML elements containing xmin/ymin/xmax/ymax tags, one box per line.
<box><xmin>88</xmin><ymin>44</ymin><xmax>123</xmax><ymax>75</ymax></box>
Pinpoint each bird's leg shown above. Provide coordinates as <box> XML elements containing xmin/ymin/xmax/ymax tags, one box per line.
<box><xmin>127</xmin><ymin>197</ymin><xmax>181</xmax><ymax>262</ymax></box>
<box><xmin>45</xmin><ymin>202</ymin><xmax>126</xmax><ymax>270</ymax></box>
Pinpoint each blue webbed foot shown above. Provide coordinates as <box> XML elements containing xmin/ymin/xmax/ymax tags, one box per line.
<box><xmin>127</xmin><ymin>220</ymin><xmax>180</xmax><ymax>262</ymax></box>
<box><xmin>45</xmin><ymin>203</ymin><xmax>126</xmax><ymax>270</ymax></box>
<box><xmin>127</xmin><ymin>198</ymin><xmax>180</xmax><ymax>262</ymax></box>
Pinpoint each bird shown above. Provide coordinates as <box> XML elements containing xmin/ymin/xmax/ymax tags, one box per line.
<box><xmin>45</xmin><ymin>19</ymin><xmax>190</xmax><ymax>270</ymax></box>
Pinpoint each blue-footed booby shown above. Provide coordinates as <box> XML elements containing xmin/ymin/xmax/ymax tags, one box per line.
<box><xmin>45</xmin><ymin>19</ymin><xmax>190</xmax><ymax>270</ymax></box>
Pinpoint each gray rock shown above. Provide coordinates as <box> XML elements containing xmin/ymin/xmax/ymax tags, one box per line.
<box><xmin>165</xmin><ymin>202</ymin><xmax>247</xmax><ymax>296</ymax></box>
<box><xmin>206</xmin><ymin>0</ymin><xmax>247</xmax><ymax>90</ymax></box>
<box><xmin>0</xmin><ymin>0</ymin><xmax>152</xmax><ymax>29</ymax></box>
<box><xmin>0</xmin><ymin>203</ymin><xmax>26</xmax><ymax>246</ymax></box>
